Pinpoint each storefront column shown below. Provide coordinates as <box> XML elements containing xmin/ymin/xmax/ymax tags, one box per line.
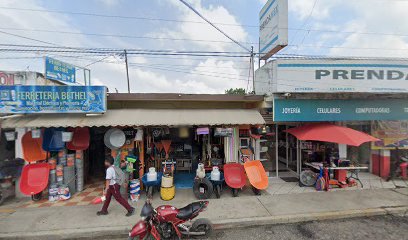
<box><xmin>379</xmin><ymin>149</ymin><xmax>391</xmax><ymax>179</ymax></box>
<box><xmin>275</xmin><ymin>124</ymin><xmax>279</xmax><ymax>178</ymax></box>
<box><xmin>286</xmin><ymin>125</ymin><xmax>289</xmax><ymax>168</ymax></box>
<box><xmin>338</xmin><ymin>144</ymin><xmax>347</xmax><ymax>159</ymax></box>
<box><xmin>371</xmin><ymin>150</ymin><xmax>380</xmax><ymax>176</ymax></box>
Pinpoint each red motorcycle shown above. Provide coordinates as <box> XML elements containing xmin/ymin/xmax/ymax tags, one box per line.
<box><xmin>129</xmin><ymin>200</ymin><xmax>213</xmax><ymax>240</ymax></box>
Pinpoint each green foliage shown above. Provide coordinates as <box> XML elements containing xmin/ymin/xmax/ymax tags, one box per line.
<box><xmin>225</xmin><ymin>88</ymin><xmax>246</xmax><ymax>95</ymax></box>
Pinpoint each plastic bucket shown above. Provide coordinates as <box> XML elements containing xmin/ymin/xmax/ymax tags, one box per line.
<box><xmin>62</xmin><ymin>132</ymin><xmax>73</xmax><ymax>142</ymax></box>
<box><xmin>161</xmin><ymin>176</ymin><xmax>173</xmax><ymax>188</ymax></box>
<box><xmin>31</xmin><ymin>129</ymin><xmax>41</xmax><ymax>139</ymax></box>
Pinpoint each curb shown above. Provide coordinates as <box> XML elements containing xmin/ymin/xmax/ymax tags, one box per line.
<box><xmin>1</xmin><ymin>206</ymin><xmax>407</xmax><ymax>239</ymax></box>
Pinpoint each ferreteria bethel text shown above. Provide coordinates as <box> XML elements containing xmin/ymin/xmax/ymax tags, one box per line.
<box><xmin>16</xmin><ymin>91</ymin><xmax>87</xmax><ymax>101</ymax></box>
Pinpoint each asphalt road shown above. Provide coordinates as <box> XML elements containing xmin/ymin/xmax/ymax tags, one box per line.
<box><xmin>210</xmin><ymin>215</ymin><xmax>408</xmax><ymax>240</ymax></box>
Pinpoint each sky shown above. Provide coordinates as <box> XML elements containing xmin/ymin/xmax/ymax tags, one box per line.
<box><xmin>0</xmin><ymin>0</ymin><xmax>408</xmax><ymax>93</ymax></box>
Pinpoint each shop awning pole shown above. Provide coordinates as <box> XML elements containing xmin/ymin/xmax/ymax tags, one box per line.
<box><xmin>286</xmin><ymin>125</ymin><xmax>289</xmax><ymax>169</ymax></box>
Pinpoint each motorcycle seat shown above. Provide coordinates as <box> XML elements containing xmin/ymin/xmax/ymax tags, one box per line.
<box><xmin>176</xmin><ymin>202</ymin><xmax>202</xmax><ymax>220</ymax></box>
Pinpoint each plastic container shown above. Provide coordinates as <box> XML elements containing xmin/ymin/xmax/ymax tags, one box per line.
<box><xmin>211</xmin><ymin>166</ymin><xmax>221</xmax><ymax>181</ymax></box>
<box><xmin>147</xmin><ymin>168</ymin><xmax>158</xmax><ymax>182</ymax></box>
<box><xmin>196</xmin><ymin>163</ymin><xmax>205</xmax><ymax>179</ymax></box>
<box><xmin>161</xmin><ymin>175</ymin><xmax>174</xmax><ymax>188</ymax></box>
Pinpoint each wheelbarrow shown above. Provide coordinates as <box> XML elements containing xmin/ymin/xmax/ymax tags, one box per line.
<box><xmin>19</xmin><ymin>163</ymin><xmax>50</xmax><ymax>201</ymax></box>
<box><xmin>224</xmin><ymin>163</ymin><xmax>246</xmax><ymax>197</ymax></box>
<box><xmin>206</xmin><ymin>172</ymin><xmax>224</xmax><ymax>198</ymax></box>
<box><xmin>244</xmin><ymin>160</ymin><xmax>268</xmax><ymax>195</ymax></box>
<box><xmin>142</xmin><ymin>172</ymin><xmax>163</xmax><ymax>198</ymax></box>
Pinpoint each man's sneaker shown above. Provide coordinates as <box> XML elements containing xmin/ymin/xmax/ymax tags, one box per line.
<box><xmin>126</xmin><ymin>207</ymin><xmax>135</xmax><ymax>217</ymax></box>
<box><xmin>97</xmin><ymin>211</ymin><xmax>108</xmax><ymax>216</ymax></box>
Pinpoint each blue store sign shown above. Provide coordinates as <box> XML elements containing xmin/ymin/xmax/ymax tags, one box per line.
<box><xmin>45</xmin><ymin>57</ymin><xmax>76</xmax><ymax>83</ymax></box>
<box><xmin>274</xmin><ymin>98</ymin><xmax>408</xmax><ymax>122</ymax></box>
<box><xmin>0</xmin><ymin>85</ymin><xmax>106</xmax><ymax>114</ymax></box>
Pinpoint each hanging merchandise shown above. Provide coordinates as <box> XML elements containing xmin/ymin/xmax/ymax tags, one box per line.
<box><xmin>31</xmin><ymin>129</ymin><xmax>41</xmax><ymax>139</ymax></box>
<box><xmin>104</xmin><ymin>128</ymin><xmax>126</xmax><ymax>150</ymax></box>
<box><xmin>4</xmin><ymin>131</ymin><xmax>16</xmax><ymax>141</ymax></box>
<box><xmin>152</xmin><ymin>128</ymin><xmax>162</xmax><ymax>138</ymax></box>
<box><xmin>214</xmin><ymin>128</ymin><xmax>233</xmax><ymax>137</ymax></box>
<box><xmin>67</xmin><ymin>127</ymin><xmax>90</xmax><ymax>151</ymax></box>
<box><xmin>49</xmin><ymin>170</ymin><xmax>56</xmax><ymax>185</ymax></box>
<box><xmin>178</xmin><ymin>127</ymin><xmax>189</xmax><ymax>138</ymax></box>
<box><xmin>161</xmin><ymin>140</ymin><xmax>172</xmax><ymax>159</ymax></box>
<box><xmin>197</xmin><ymin>127</ymin><xmax>209</xmax><ymax>135</ymax></box>
<box><xmin>42</xmin><ymin>128</ymin><xmax>65</xmax><ymax>152</ymax></box>
<box><xmin>22</xmin><ymin>131</ymin><xmax>47</xmax><ymax>162</ymax></box>
<box><xmin>58</xmin><ymin>150</ymin><xmax>67</xmax><ymax>166</ymax></box>
<box><xmin>62</xmin><ymin>131</ymin><xmax>73</xmax><ymax>142</ymax></box>
<box><xmin>135</xmin><ymin>128</ymin><xmax>143</xmax><ymax>141</ymax></box>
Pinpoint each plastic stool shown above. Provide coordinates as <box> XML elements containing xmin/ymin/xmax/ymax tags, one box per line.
<box><xmin>400</xmin><ymin>162</ymin><xmax>408</xmax><ymax>179</ymax></box>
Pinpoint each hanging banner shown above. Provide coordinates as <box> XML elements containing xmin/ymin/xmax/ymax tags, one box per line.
<box><xmin>45</xmin><ymin>57</ymin><xmax>76</xmax><ymax>83</ymax></box>
<box><xmin>371</xmin><ymin>121</ymin><xmax>408</xmax><ymax>150</ymax></box>
<box><xmin>259</xmin><ymin>0</ymin><xmax>288</xmax><ymax>60</ymax></box>
<box><xmin>0</xmin><ymin>85</ymin><xmax>107</xmax><ymax>113</ymax></box>
<box><xmin>273</xmin><ymin>98</ymin><xmax>408</xmax><ymax>122</ymax></box>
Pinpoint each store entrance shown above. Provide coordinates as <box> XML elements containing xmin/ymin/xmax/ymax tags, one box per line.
<box><xmin>275</xmin><ymin>124</ymin><xmax>299</xmax><ymax>178</ymax></box>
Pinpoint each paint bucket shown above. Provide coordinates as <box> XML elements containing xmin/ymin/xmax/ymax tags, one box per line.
<box><xmin>161</xmin><ymin>176</ymin><xmax>173</xmax><ymax>188</ymax></box>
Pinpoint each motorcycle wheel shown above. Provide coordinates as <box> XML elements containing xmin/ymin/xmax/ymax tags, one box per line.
<box><xmin>214</xmin><ymin>185</ymin><xmax>221</xmax><ymax>199</ymax></box>
<box><xmin>32</xmin><ymin>192</ymin><xmax>42</xmax><ymax>201</ymax></box>
<box><xmin>232</xmin><ymin>188</ymin><xmax>239</xmax><ymax>197</ymax></box>
<box><xmin>192</xmin><ymin>218</ymin><xmax>213</xmax><ymax>238</ymax></box>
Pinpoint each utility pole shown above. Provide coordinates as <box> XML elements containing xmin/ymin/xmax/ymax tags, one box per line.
<box><xmin>124</xmin><ymin>49</ymin><xmax>130</xmax><ymax>93</ymax></box>
<box><xmin>251</xmin><ymin>46</ymin><xmax>255</xmax><ymax>94</ymax></box>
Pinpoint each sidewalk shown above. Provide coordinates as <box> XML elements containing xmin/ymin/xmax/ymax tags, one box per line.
<box><xmin>0</xmin><ymin>187</ymin><xmax>407</xmax><ymax>239</ymax></box>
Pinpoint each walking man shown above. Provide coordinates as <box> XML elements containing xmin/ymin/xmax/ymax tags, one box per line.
<box><xmin>97</xmin><ymin>156</ymin><xmax>135</xmax><ymax>216</ymax></box>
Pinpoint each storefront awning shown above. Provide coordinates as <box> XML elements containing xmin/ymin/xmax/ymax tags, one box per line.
<box><xmin>1</xmin><ymin>109</ymin><xmax>265</xmax><ymax>128</ymax></box>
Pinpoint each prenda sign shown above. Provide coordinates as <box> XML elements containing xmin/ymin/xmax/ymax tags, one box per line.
<box><xmin>254</xmin><ymin>59</ymin><xmax>408</xmax><ymax>93</ymax></box>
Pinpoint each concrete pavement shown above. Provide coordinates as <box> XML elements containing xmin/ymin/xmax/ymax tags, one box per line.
<box><xmin>0</xmin><ymin>188</ymin><xmax>407</xmax><ymax>239</ymax></box>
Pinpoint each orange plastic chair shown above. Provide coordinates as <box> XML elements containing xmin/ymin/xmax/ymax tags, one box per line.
<box><xmin>244</xmin><ymin>160</ymin><xmax>269</xmax><ymax>190</ymax></box>
<box><xmin>22</xmin><ymin>131</ymin><xmax>47</xmax><ymax>162</ymax></box>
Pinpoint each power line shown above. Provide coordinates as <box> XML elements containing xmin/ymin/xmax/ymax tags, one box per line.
<box><xmin>0</xmin><ymin>27</ymin><xmax>257</xmax><ymax>45</ymax></box>
<box><xmin>177</xmin><ymin>0</ymin><xmax>251</xmax><ymax>53</ymax></box>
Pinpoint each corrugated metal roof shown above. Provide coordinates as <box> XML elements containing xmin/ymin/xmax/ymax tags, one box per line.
<box><xmin>1</xmin><ymin>109</ymin><xmax>265</xmax><ymax>128</ymax></box>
